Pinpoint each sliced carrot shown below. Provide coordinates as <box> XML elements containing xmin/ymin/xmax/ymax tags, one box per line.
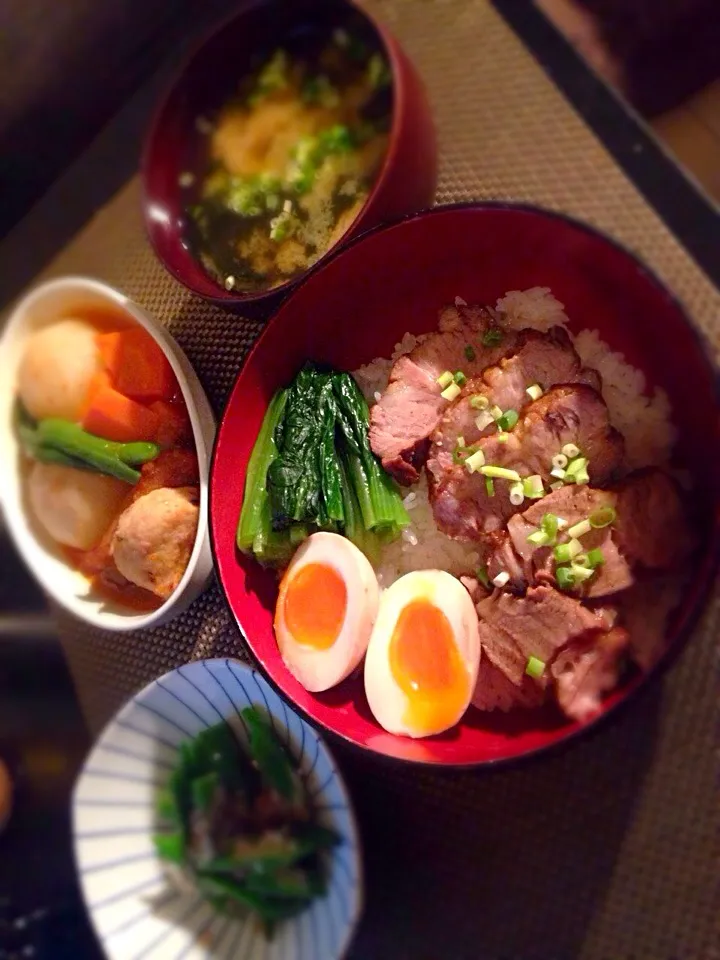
<box><xmin>96</xmin><ymin>328</ymin><xmax>177</xmax><ymax>402</ymax></box>
<box><xmin>82</xmin><ymin>373</ymin><xmax>159</xmax><ymax>443</ymax></box>
<box><xmin>150</xmin><ymin>399</ymin><xmax>193</xmax><ymax>448</ymax></box>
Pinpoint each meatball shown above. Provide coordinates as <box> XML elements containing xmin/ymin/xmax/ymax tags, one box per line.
<box><xmin>28</xmin><ymin>462</ymin><xmax>128</xmax><ymax>550</ymax></box>
<box><xmin>18</xmin><ymin>319</ymin><xmax>102</xmax><ymax>421</ymax></box>
<box><xmin>112</xmin><ymin>486</ymin><xmax>199</xmax><ymax>599</ymax></box>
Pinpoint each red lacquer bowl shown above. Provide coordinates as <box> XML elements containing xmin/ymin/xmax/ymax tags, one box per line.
<box><xmin>141</xmin><ymin>0</ymin><xmax>437</xmax><ymax>315</ymax></box>
<box><xmin>210</xmin><ymin>204</ymin><xmax>719</xmax><ymax>766</ymax></box>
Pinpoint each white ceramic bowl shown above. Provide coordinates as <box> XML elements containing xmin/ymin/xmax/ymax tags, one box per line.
<box><xmin>72</xmin><ymin>659</ymin><xmax>363</xmax><ymax>960</ymax></box>
<box><xmin>0</xmin><ymin>276</ymin><xmax>216</xmax><ymax>630</ymax></box>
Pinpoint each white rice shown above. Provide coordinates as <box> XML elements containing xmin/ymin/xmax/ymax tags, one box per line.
<box><xmin>354</xmin><ymin>287</ymin><xmax>675</xmax><ymax>586</ymax></box>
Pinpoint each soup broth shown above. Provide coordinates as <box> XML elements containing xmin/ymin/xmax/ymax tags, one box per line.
<box><xmin>184</xmin><ymin>23</ymin><xmax>392</xmax><ymax>293</ymax></box>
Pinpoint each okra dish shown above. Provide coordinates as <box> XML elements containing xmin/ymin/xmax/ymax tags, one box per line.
<box><xmin>182</xmin><ymin>18</ymin><xmax>392</xmax><ymax>293</ymax></box>
<box><xmin>15</xmin><ymin>315</ymin><xmax>199</xmax><ymax>611</ymax></box>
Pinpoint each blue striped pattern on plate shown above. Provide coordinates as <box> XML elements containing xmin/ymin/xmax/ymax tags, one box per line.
<box><xmin>72</xmin><ymin>659</ymin><xmax>362</xmax><ymax>960</ymax></box>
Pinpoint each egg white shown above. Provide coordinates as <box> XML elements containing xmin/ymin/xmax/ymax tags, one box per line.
<box><xmin>275</xmin><ymin>532</ymin><xmax>379</xmax><ymax>692</ymax></box>
<box><xmin>364</xmin><ymin>569</ymin><xmax>480</xmax><ymax>738</ymax></box>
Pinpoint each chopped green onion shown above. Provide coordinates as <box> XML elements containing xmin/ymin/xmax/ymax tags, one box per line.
<box><xmin>497</xmin><ymin>432</ymin><xmax>509</xmax><ymax>443</ymax></box>
<box><xmin>509</xmin><ymin>482</ymin><xmax>525</xmax><ymax>506</ymax></box>
<box><xmin>456</xmin><ymin>435</ymin><xmax>466</xmax><ymax>448</ymax></box>
<box><xmin>589</xmin><ymin>506</ymin><xmax>617</xmax><ymax>528</ymax></box>
<box><xmin>573</xmin><ymin>553</ymin><xmax>591</xmax><ymax>568</ymax></box>
<box><xmin>482</xmin><ymin>328</ymin><xmax>504</xmax><ymax>347</ymax></box>
<box><xmin>492</xmin><ymin>570</ymin><xmax>510</xmax><ymax>588</ymax></box>
<box><xmin>525</xmin><ymin>656</ymin><xmax>546</xmax><ymax>679</ymax></box>
<box><xmin>441</xmin><ymin>382</ymin><xmax>462</xmax><ymax>402</ymax></box>
<box><xmin>454</xmin><ymin>371</ymin><xmax>467</xmax><ymax>386</ymax></box>
<box><xmin>527</xmin><ymin>529</ymin><xmax>550</xmax><ymax>546</ymax></box>
<box><xmin>552</xmin><ymin>453</ymin><xmax>568</xmax><ymax>470</ymax></box>
<box><xmin>568</xmin><ymin>538</ymin><xmax>583</xmax><ymax>558</ymax></box>
<box><xmin>556</xmin><ymin>566</ymin><xmax>576</xmax><ymax>590</ymax></box>
<box><xmin>554</xmin><ymin>538</ymin><xmax>583</xmax><ymax>563</ymax></box>
<box><xmin>496</xmin><ymin>409</ymin><xmax>519</xmax><ymax>431</ymax></box>
<box><xmin>568</xmin><ymin>518</ymin><xmax>592</xmax><ymax>538</ymax></box>
<box><xmin>523</xmin><ymin>475</ymin><xmax>545</xmax><ymax>499</ymax></box>
<box><xmin>452</xmin><ymin>446</ymin><xmax>466</xmax><ymax>465</ymax></box>
<box><xmin>526</xmin><ymin>384</ymin><xmax>543</xmax><ymax>401</ymax></box>
<box><xmin>586</xmin><ymin>548</ymin><xmax>605</xmax><ymax>568</ymax></box>
<box><xmin>470</xmin><ymin>394</ymin><xmax>489</xmax><ymax>410</ymax></box>
<box><xmin>550</xmin><ymin>466</ymin><xmax>566</xmax><ymax>480</ymax></box>
<box><xmin>465</xmin><ymin>448</ymin><xmax>486</xmax><ymax>472</ymax></box>
<box><xmin>475</xmin><ymin>411</ymin><xmax>495</xmax><ymax>431</ymax></box>
<box><xmin>574</xmin><ymin>468</ymin><xmax>590</xmax><ymax>485</ymax></box>
<box><xmin>542</xmin><ymin>513</ymin><xmax>560</xmax><ymax>541</ymax></box>
<box><xmin>480</xmin><ymin>465</ymin><xmax>521</xmax><ymax>481</ymax></box>
<box><xmin>464</xmin><ymin>345</ymin><xmax>476</xmax><ymax>362</ymax></box>
<box><xmin>550</xmin><ymin>481</ymin><xmax>564</xmax><ymax>491</ymax></box>
<box><xmin>476</xmin><ymin>566</ymin><xmax>490</xmax><ymax>588</ymax></box>
<box><xmin>562</xmin><ymin>443</ymin><xmax>580</xmax><ymax>458</ymax></box>
<box><xmin>437</xmin><ymin>371</ymin><xmax>453</xmax><ymax>389</ymax></box>
<box><xmin>485</xmin><ymin>477</ymin><xmax>495</xmax><ymax>497</ymax></box>
<box><xmin>490</xmin><ymin>405</ymin><xmax>503</xmax><ymax>421</ymax></box>
<box><xmin>569</xmin><ymin>563</ymin><xmax>594</xmax><ymax>583</ymax></box>
<box><xmin>565</xmin><ymin>456</ymin><xmax>588</xmax><ymax>478</ymax></box>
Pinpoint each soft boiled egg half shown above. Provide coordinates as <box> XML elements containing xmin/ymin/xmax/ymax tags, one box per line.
<box><xmin>364</xmin><ymin>570</ymin><xmax>480</xmax><ymax>738</ymax></box>
<box><xmin>275</xmin><ymin>532</ymin><xmax>380</xmax><ymax>692</ymax></box>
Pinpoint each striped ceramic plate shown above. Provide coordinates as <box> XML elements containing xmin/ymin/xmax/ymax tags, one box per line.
<box><xmin>72</xmin><ymin>659</ymin><xmax>363</xmax><ymax>959</ymax></box>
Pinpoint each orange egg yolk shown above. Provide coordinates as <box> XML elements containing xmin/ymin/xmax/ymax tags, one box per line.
<box><xmin>389</xmin><ymin>598</ymin><xmax>469</xmax><ymax>734</ymax></box>
<box><xmin>280</xmin><ymin>562</ymin><xmax>347</xmax><ymax>650</ymax></box>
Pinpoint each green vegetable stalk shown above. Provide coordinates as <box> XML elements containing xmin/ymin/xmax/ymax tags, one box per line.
<box><xmin>15</xmin><ymin>404</ymin><xmax>159</xmax><ymax>484</ymax></box>
<box><xmin>237</xmin><ymin>389</ymin><xmax>288</xmax><ymax>553</ymax></box>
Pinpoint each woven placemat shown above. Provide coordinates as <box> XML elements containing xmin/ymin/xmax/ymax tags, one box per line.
<box><xmin>26</xmin><ymin>2</ymin><xmax>719</xmax><ymax>957</ymax></box>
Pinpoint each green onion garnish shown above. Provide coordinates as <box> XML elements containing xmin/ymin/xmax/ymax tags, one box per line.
<box><xmin>552</xmin><ymin>453</ymin><xmax>568</xmax><ymax>470</ymax></box>
<box><xmin>464</xmin><ymin>345</ymin><xmax>476</xmax><ymax>362</ymax></box>
<box><xmin>562</xmin><ymin>443</ymin><xmax>580</xmax><ymax>459</ymax></box>
<box><xmin>525</xmin><ymin>656</ymin><xmax>546</xmax><ymax>679</ymax></box>
<box><xmin>586</xmin><ymin>548</ymin><xmax>605</xmax><ymax>568</ymax></box>
<box><xmin>492</xmin><ymin>570</ymin><xmax>510</xmax><ymax>588</ymax></box>
<box><xmin>523</xmin><ymin>475</ymin><xmax>545</xmax><ymax>499</ymax></box>
<box><xmin>454</xmin><ymin>371</ymin><xmax>467</xmax><ymax>386</ymax></box>
<box><xmin>542</xmin><ymin>513</ymin><xmax>560</xmax><ymax>541</ymax></box>
<box><xmin>550</xmin><ymin>480</ymin><xmax>564</xmax><ymax>491</ymax></box>
<box><xmin>589</xmin><ymin>506</ymin><xmax>616</xmax><ymax>528</ymax></box>
<box><xmin>565</xmin><ymin>456</ymin><xmax>588</xmax><ymax>478</ymax></box>
<box><xmin>556</xmin><ymin>566</ymin><xmax>576</xmax><ymax>590</ymax></box>
<box><xmin>475</xmin><ymin>411</ymin><xmax>495</xmax><ymax>431</ymax></box>
<box><xmin>497</xmin><ymin>432</ymin><xmax>509</xmax><ymax>443</ymax></box>
<box><xmin>437</xmin><ymin>371</ymin><xmax>453</xmax><ymax>389</ymax></box>
<box><xmin>485</xmin><ymin>477</ymin><xmax>495</xmax><ymax>497</ymax></box>
<box><xmin>509</xmin><ymin>481</ymin><xmax>525</xmax><ymax>506</ymax></box>
<box><xmin>554</xmin><ymin>538</ymin><xmax>583</xmax><ymax>563</ymax></box>
<box><xmin>526</xmin><ymin>384</ymin><xmax>543</xmax><ymax>401</ymax></box>
<box><xmin>476</xmin><ymin>566</ymin><xmax>490</xmax><ymax>588</ymax></box>
<box><xmin>453</xmin><ymin>446</ymin><xmax>466</xmax><ymax>465</ymax></box>
<box><xmin>567</xmin><ymin>518</ymin><xmax>591</xmax><ymax>538</ymax></box>
<box><xmin>527</xmin><ymin>529</ymin><xmax>550</xmax><ymax>546</ymax></box>
<box><xmin>465</xmin><ymin>448</ymin><xmax>486</xmax><ymax>472</ymax></box>
<box><xmin>441</xmin><ymin>382</ymin><xmax>462</xmax><ymax>402</ymax></box>
<box><xmin>569</xmin><ymin>563</ymin><xmax>594</xmax><ymax>583</ymax></box>
<box><xmin>490</xmin><ymin>405</ymin><xmax>503</xmax><ymax>421</ymax></box>
<box><xmin>574</xmin><ymin>468</ymin><xmax>590</xmax><ymax>485</ymax></box>
<box><xmin>456</xmin><ymin>436</ymin><xmax>466</xmax><ymax>448</ymax></box>
<box><xmin>470</xmin><ymin>395</ymin><xmax>489</xmax><ymax>410</ymax></box>
<box><xmin>480</xmin><ymin>465</ymin><xmax>521</xmax><ymax>481</ymax></box>
<box><xmin>573</xmin><ymin>553</ymin><xmax>591</xmax><ymax>568</ymax></box>
<box><xmin>496</xmin><ymin>409</ymin><xmax>519</xmax><ymax>431</ymax></box>
<box><xmin>482</xmin><ymin>328</ymin><xmax>504</xmax><ymax>347</ymax></box>
<box><xmin>550</xmin><ymin>466</ymin><xmax>566</xmax><ymax>481</ymax></box>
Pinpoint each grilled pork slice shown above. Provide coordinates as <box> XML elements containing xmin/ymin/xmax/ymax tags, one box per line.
<box><xmin>471</xmin><ymin>650</ymin><xmax>546</xmax><ymax>712</ymax></box>
<box><xmin>619</xmin><ymin>573</ymin><xmax>684</xmax><ymax>670</ymax></box>
<box><xmin>428</xmin><ymin>384</ymin><xmax>624</xmax><ymax>541</ymax></box>
<box><xmin>432</xmin><ymin>328</ymin><xmax>600</xmax><ymax>462</ymax></box>
<box><xmin>488</xmin><ymin>485</ymin><xmax>634</xmax><ymax>599</ymax></box>
<box><xmin>552</xmin><ymin>627</ymin><xmax>629</xmax><ymax>722</ymax></box>
<box><xmin>614</xmin><ymin>468</ymin><xmax>694</xmax><ymax>569</ymax></box>
<box><xmin>369</xmin><ymin>303</ymin><xmax>518</xmax><ymax>484</ymax></box>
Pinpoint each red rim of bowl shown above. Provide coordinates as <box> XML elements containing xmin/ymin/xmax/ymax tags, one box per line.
<box><xmin>141</xmin><ymin>0</ymin><xmax>418</xmax><ymax>308</ymax></box>
<box><xmin>209</xmin><ymin>200</ymin><xmax>720</xmax><ymax>770</ymax></box>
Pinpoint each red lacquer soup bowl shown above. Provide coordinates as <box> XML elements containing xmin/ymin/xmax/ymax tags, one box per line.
<box><xmin>142</xmin><ymin>0</ymin><xmax>437</xmax><ymax>315</ymax></box>
<box><xmin>210</xmin><ymin>204</ymin><xmax>719</xmax><ymax>766</ymax></box>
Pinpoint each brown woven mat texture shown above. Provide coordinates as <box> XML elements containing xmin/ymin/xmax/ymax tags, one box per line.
<box><xmin>26</xmin><ymin>2</ymin><xmax>720</xmax><ymax>957</ymax></box>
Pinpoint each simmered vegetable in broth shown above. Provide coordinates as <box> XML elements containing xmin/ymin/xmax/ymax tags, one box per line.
<box><xmin>184</xmin><ymin>27</ymin><xmax>392</xmax><ymax>292</ymax></box>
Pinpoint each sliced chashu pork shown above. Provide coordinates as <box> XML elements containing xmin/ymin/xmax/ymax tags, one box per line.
<box><xmin>488</xmin><ymin>485</ymin><xmax>634</xmax><ymax>599</ymax></box>
<box><xmin>552</xmin><ymin>627</ymin><xmax>629</xmax><ymax>722</ymax></box>
<box><xmin>432</xmin><ymin>327</ymin><xmax>600</xmax><ymax>464</ymax></box>
<box><xmin>369</xmin><ymin>303</ymin><xmax>518</xmax><ymax>484</ymax></box>
<box><xmin>614</xmin><ymin>468</ymin><xmax>695</xmax><ymax>569</ymax></box>
<box><xmin>429</xmin><ymin>384</ymin><xmax>624</xmax><ymax>541</ymax></box>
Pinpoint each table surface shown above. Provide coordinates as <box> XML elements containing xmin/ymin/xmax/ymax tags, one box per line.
<box><xmin>1</xmin><ymin>3</ymin><xmax>718</xmax><ymax>959</ymax></box>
